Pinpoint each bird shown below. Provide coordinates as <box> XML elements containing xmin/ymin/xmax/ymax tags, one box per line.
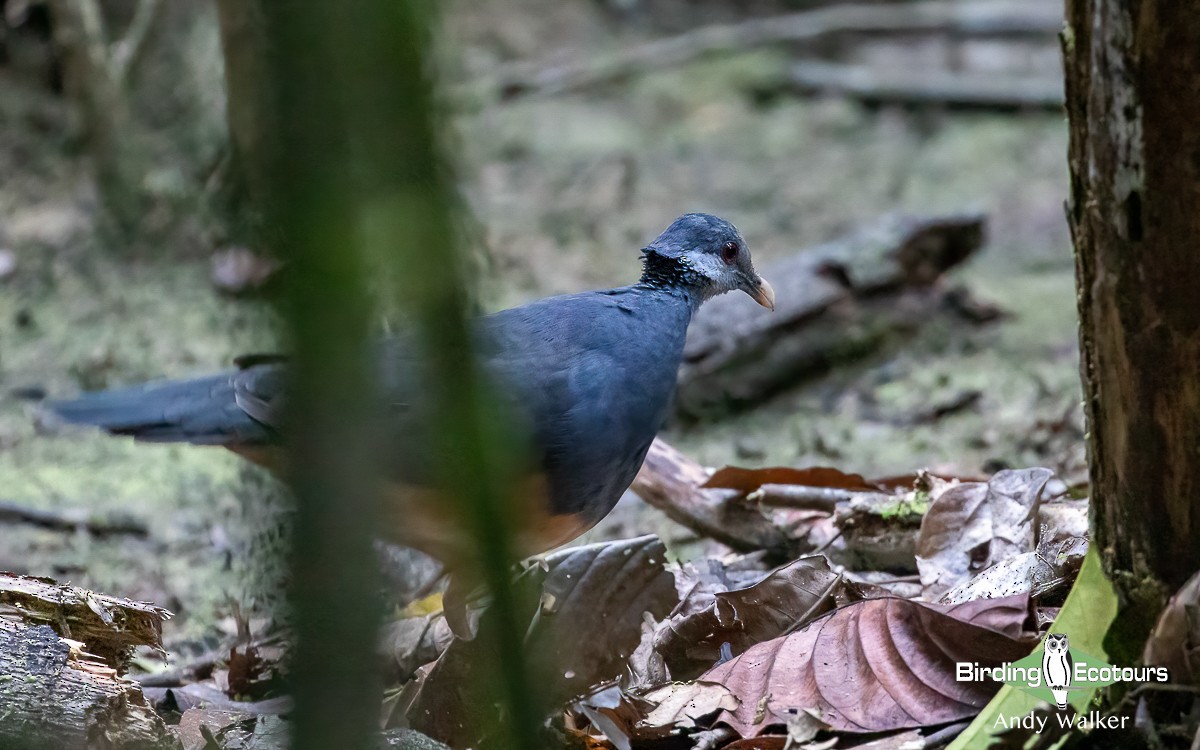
<box><xmin>46</xmin><ymin>213</ymin><xmax>774</xmax><ymax>567</ymax></box>
<box><xmin>1041</xmin><ymin>633</ymin><xmax>1073</xmax><ymax>710</ymax></box>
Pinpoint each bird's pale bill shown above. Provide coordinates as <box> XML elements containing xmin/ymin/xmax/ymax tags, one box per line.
<box><xmin>749</xmin><ymin>277</ymin><xmax>776</xmax><ymax>310</ymax></box>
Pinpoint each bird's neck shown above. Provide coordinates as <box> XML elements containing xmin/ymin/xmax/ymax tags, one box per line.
<box><xmin>637</xmin><ymin>254</ymin><xmax>706</xmax><ymax>310</ymax></box>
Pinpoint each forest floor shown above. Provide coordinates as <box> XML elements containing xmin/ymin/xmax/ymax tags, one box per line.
<box><xmin>0</xmin><ymin>0</ymin><xmax>1080</xmax><ymax>653</ymax></box>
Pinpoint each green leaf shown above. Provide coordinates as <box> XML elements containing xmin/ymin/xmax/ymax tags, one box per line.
<box><xmin>946</xmin><ymin>547</ymin><xmax>1117</xmax><ymax>750</ymax></box>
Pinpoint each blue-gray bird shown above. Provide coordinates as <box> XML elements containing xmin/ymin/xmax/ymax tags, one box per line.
<box><xmin>47</xmin><ymin>213</ymin><xmax>775</xmax><ymax>562</ymax></box>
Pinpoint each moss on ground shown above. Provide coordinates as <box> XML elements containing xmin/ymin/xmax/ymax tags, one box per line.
<box><xmin>0</xmin><ymin>5</ymin><xmax>1081</xmax><ymax>644</ymax></box>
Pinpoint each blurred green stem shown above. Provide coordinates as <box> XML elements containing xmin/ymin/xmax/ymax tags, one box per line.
<box><xmin>261</xmin><ymin>2</ymin><xmax>538</xmax><ymax>748</ymax></box>
<box><xmin>261</xmin><ymin>5</ymin><xmax>383</xmax><ymax>750</ymax></box>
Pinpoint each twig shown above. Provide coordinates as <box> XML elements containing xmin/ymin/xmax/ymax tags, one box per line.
<box><xmin>747</xmin><ymin>484</ymin><xmax>882</xmax><ymax>512</ymax></box>
<box><xmin>110</xmin><ymin>0</ymin><xmax>163</xmax><ymax>85</ymax></box>
<box><xmin>780</xmin><ymin>572</ymin><xmax>842</xmax><ymax>637</ymax></box>
<box><xmin>787</xmin><ymin>60</ymin><xmax>1064</xmax><ymax>110</ymax></box>
<box><xmin>132</xmin><ymin>650</ymin><xmax>220</xmax><ymax>688</ymax></box>
<box><xmin>631</xmin><ymin>439</ymin><xmax>792</xmax><ymax>554</ymax></box>
<box><xmin>0</xmin><ymin>499</ymin><xmax>148</xmax><ymax>537</ymax></box>
<box><xmin>459</xmin><ymin>0</ymin><xmax>1061</xmax><ymax>104</ymax></box>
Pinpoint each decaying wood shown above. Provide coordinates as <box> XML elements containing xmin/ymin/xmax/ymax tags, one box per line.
<box><xmin>678</xmin><ymin>213</ymin><xmax>986</xmax><ymax>417</ymax></box>
<box><xmin>461</xmin><ymin>0</ymin><xmax>1060</xmax><ymax>104</ymax></box>
<box><xmin>0</xmin><ymin>572</ymin><xmax>172</xmax><ymax>668</ymax></box>
<box><xmin>786</xmin><ymin>61</ymin><xmax>1063</xmax><ymax>110</ymax></box>
<box><xmin>0</xmin><ymin>573</ymin><xmax>175</xmax><ymax>749</ymax></box>
<box><xmin>0</xmin><ymin>621</ymin><xmax>177</xmax><ymax>750</ymax></box>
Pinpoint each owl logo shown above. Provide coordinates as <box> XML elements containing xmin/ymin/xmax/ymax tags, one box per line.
<box><xmin>1041</xmin><ymin>633</ymin><xmax>1073</xmax><ymax>709</ymax></box>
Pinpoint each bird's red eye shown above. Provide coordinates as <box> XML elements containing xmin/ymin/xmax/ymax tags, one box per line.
<box><xmin>721</xmin><ymin>241</ymin><xmax>739</xmax><ymax>265</ymax></box>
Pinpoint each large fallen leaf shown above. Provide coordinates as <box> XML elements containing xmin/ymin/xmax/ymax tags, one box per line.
<box><xmin>680</xmin><ymin>594</ymin><xmax>1037</xmax><ymax>737</ymax></box>
<box><xmin>403</xmin><ymin>536</ymin><xmax>678</xmax><ymax>748</ymax></box>
<box><xmin>669</xmin><ymin>554</ymin><xmax>772</xmax><ymax>619</ymax></box>
<box><xmin>939</xmin><ymin>535</ymin><xmax>1088</xmax><ymax>605</ymax></box>
<box><xmin>654</xmin><ymin>556</ymin><xmax>869</xmax><ymax>681</ymax></box>
<box><xmin>915</xmin><ymin>469</ymin><xmax>1052</xmax><ymax>598</ymax></box>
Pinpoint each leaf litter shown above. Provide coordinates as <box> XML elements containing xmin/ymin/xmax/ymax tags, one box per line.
<box><xmin>140</xmin><ymin>451</ymin><xmax>1091</xmax><ymax>749</ymax></box>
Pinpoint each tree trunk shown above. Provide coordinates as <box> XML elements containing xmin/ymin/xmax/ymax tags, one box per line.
<box><xmin>47</xmin><ymin>0</ymin><xmax>145</xmax><ymax>234</ymax></box>
<box><xmin>1064</xmin><ymin>0</ymin><xmax>1200</xmax><ymax>661</ymax></box>
<box><xmin>214</xmin><ymin>0</ymin><xmax>277</xmax><ymax>232</ymax></box>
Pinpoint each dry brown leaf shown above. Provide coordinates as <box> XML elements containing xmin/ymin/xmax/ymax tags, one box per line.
<box><xmin>915</xmin><ymin>469</ymin><xmax>1052</xmax><ymax>598</ymax></box>
<box><xmin>382</xmin><ymin>613</ymin><xmax>451</xmax><ymax>683</ymax></box>
<box><xmin>226</xmin><ymin>645</ymin><xmax>267</xmax><ymax>699</ymax></box>
<box><xmin>1143</xmin><ymin>568</ymin><xmax>1200</xmax><ymax>685</ymax></box>
<box><xmin>679</xmin><ymin>594</ymin><xmax>1036</xmax><ymax>737</ymax></box>
<box><xmin>642</xmin><ymin>681</ymin><xmax>739</xmax><ymax>730</ymax></box>
<box><xmin>670</xmin><ymin>554</ymin><xmax>772</xmax><ymax>618</ymax></box>
<box><xmin>705</xmin><ymin>466</ymin><xmax>878</xmax><ymax>494</ymax></box>
<box><xmin>404</xmin><ymin>536</ymin><xmax>678</xmax><ymax>748</ymax></box>
<box><xmin>574</xmin><ymin>681</ymin><xmax>648</xmax><ymax>750</ymax></box>
<box><xmin>654</xmin><ymin>556</ymin><xmax>863</xmax><ymax>681</ymax></box>
<box><xmin>939</xmin><ymin>535</ymin><xmax>1087</xmax><ymax>605</ymax></box>
<box><xmin>176</xmin><ymin>707</ymin><xmax>247</xmax><ymax>750</ymax></box>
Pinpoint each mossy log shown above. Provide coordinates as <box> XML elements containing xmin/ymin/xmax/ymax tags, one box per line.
<box><xmin>0</xmin><ymin>573</ymin><xmax>176</xmax><ymax>749</ymax></box>
<box><xmin>677</xmin><ymin>213</ymin><xmax>987</xmax><ymax>417</ymax></box>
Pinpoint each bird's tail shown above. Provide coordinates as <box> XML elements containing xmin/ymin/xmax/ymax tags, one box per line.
<box><xmin>1051</xmin><ymin>688</ymin><xmax>1068</xmax><ymax>710</ymax></box>
<box><xmin>46</xmin><ymin>372</ymin><xmax>269</xmax><ymax>445</ymax></box>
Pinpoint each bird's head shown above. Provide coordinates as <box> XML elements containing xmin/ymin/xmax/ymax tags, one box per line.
<box><xmin>640</xmin><ymin>213</ymin><xmax>775</xmax><ymax>310</ymax></box>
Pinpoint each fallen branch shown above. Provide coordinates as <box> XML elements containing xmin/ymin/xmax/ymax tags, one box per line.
<box><xmin>0</xmin><ymin>499</ymin><xmax>148</xmax><ymax>537</ymax></box>
<box><xmin>746</xmin><ymin>483</ymin><xmax>876</xmax><ymax>512</ymax></box>
<box><xmin>786</xmin><ymin>60</ymin><xmax>1064</xmax><ymax>110</ymax></box>
<box><xmin>631</xmin><ymin>439</ymin><xmax>791</xmax><ymax>555</ymax></box>
<box><xmin>678</xmin><ymin>213</ymin><xmax>988</xmax><ymax>417</ymax></box>
<box><xmin>633</xmin><ymin>441</ymin><xmax>1091</xmax><ymax>580</ymax></box>
<box><xmin>631</xmin><ymin>439</ymin><xmax>925</xmax><ymax>568</ymax></box>
<box><xmin>459</xmin><ymin>0</ymin><xmax>1061</xmax><ymax>104</ymax></box>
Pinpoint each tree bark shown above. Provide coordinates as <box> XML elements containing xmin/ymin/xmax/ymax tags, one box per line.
<box><xmin>1064</xmin><ymin>0</ymin><xmax>1200</xmax><ymax>661</ymax></box>
<box><xmin>0</xmin><ymin>622</ymin><xmax>176</xmax><ymax>750</ymax></box>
